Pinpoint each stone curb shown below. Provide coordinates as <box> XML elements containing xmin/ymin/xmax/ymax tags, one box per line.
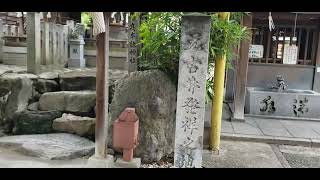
<box><xmin>245</xmin><ymin>114</ymin><xmax>320</xmax><ymax>122</ymax></box>
<box><xmin>221</xmin><ymin>133</ymin><xmax>320</xmax><ymax>148</ymax></box>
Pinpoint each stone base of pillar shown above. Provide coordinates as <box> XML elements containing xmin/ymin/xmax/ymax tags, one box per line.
<box><xmin>230</xmin><ymin>117</ymin><xmax>246</xmax><ymax>122</ymax></box>
<box><xmin>113</xmin><ymin>158</ymin><xmax>141</xmax><ymax>168</ymax></box>
<box><xmin>68</xmin><ymin>58</ymin><xmax>86</xmax><ymax>68</ymax></box>
<box><xmin>86</xmin><ymin>155</ymin><xmax>114</xmax><ymax>168</ymax></box>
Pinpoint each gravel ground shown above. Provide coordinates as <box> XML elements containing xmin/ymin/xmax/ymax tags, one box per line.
<box><xmin>281</xmin><ymin>153</ymin><xmax>320</xmax><ymax>168</ymax></box>
<box><xmin>140</xmin><ymin>162</ymin><xmax>174</xmax><ymax>168</ymax></box>
<box><xmin>140</xmin><ymin>154</ymin><xmax>174</xmax><ymax>168</ymax></box>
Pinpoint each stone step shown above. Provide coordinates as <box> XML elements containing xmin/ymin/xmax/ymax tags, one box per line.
<box><xmin>39</xmin><ymin>91</ymin><xmax>96</xmax><ymax>116</ymax></box>
<box><xmin>53</xmin><ymin>113</ymin><xmax>95</xmax><ymax>137</ymax></box>
<box><xmin>0</xmin><ymin>133</ymin><xmax>94</xmax><ymax>160</ymax></box>
<box><xmin>58</xmin><ymin>68</ymin><xmax>127</xmax><ymax>91</ymax></box>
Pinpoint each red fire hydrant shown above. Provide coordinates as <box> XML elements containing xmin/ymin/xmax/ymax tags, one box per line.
<box><xmin>112</xmin><ymin>108</ymin><xmax>139</xmax><ymax>162</ymax></box>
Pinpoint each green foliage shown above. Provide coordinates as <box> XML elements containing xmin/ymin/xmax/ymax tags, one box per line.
<box><xmin>81</xmin><ymin>12</ymin><xmax>92</xmax><ymax>30</ymax></box>
<box><xmin>136</xmin><ymin>12</ymin><xmax>249</xmax><ymax>102</ymax></box>
<box><xmin>136</xmin><ymin>12</ymin><xmax>183</xmax><ymax>83</ymax></box>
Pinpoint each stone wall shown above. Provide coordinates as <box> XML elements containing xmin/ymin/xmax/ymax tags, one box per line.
<box><xmin>0</xmin><ymin>68</ymin><xmax>128</xmax><ymax>134</ymax></box>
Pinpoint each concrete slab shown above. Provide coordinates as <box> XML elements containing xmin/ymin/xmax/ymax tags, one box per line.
<box><xmin>202</xmin><ymin>140</ymin><xmax>283</xmax><ymax>168</ymax></box>
<box><xmin>0</xmin><ymin>133</ymin><xmax>95</xmax><ymax>160</ymax></box>
<box><xmin>86</xmin><ymin>155</ymin><xmax>114</xmax><ymax>168</ymax></box>
<box><xmin>113</xmin><ymin>158</ymin><xmax>141</xmax><ymax>168</ymax></box>
<box><xmin>272</xmin><ymin>137</ymin><xmax>311</xmax><ymax>147</ymax></box>
<box><xmin>306</xmin><ymin>121</ymin><xmax>320</xmax><ymax>136</ymax></box>
<box><xmin>255</xmin><ymin>119</ymin><xmax>292</xmax><ymax>137</ymax></box>
<box><xmin>231</xmin><ymin>118</ymin><xmax>263</xmax><ymax>135</ymax></box>
<box><xmin>221</xmin><ymin>133</ymin><xmax>275</xmax><ymax>144</ymax></box>
<box><xmin>221</xmin><ymin>120</ymin><xmax>234</xmax><ymax>133</ymax></box>
<box><xmin>280</xmin><ymin>120</ymin><xmax>320</xmax><ymax>139</ymax></box>
<box><xmin>279</xmin><ymin>145</ymin><xmax>320</xmax><ymax>168</ymax></box>
<box><xmin>0</xmin><ymin>146</ymin><xmax>88</xmax><ymax>168</ymax></box>
<box><xmin>279</xmin><ymin>145</ymin><xmax>320</xmax><ymax>157</ymax></box>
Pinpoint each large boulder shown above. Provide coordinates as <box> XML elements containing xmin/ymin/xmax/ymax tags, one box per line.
<box><xmin>38</xmin><ymin>91</ymin><xmax>96</xmax><ymax>116</ymax></box>
<box><xmin>53</xmin><ymin>113</ymin><xmax>95</xmax><ymax>137</ymax></box>
<box><xmin>0</xmin><ymin>73</ymin><xmax>33</xmax><ymax>131</ymax></box>
<box><xmin>11</xmin><ymin>110</ymin><xmax>62</xmax><ymax>135</ymax></box>
<box><xmin>108</xmin><ymin>70</ymin><xmax>177</xmax><ymax>163</ymax></box>
<box><xmin>0</xmin><ymin>133</ymin><xmax>94</xmax><ymax>160</ymax></box>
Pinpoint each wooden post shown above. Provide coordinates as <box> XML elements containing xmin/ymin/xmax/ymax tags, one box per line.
<box><xmin>95</xmin><ymin>12</ymin><xmax>110</xmax><ymax>159</ymax></box>
<box><xmin>27</xmin><ymin>12</ymin><xmax>41</xmax><ymax>75</ymax></box>
<box><xmin>231</xmin><ymin>14</ymin><xmax>252</xmax><ymax>121</ymax></box>
<box><xmin>312</xmin><ymin>29</ymin><xmax>320</xmax><ymax>92</ymax></box>
<box><xmin>209</xmin><ymin>12</ymin><xmax>230</xmax><ymax>152</ymax></box>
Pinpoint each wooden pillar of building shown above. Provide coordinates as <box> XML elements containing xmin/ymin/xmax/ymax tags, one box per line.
<box><xmin>312</xmin><ymin>29</ymin><xmax>320</xmax><ymax>92</ymax></box>
<box><xmin>27</xmin><ymin>12</ymin><xmax>41</xmax><ymax>75</ymax></box>
<box><xmin>225</xmin><ymin>47</ymin><xmax>240</xmax><ymax>103</ymax></box>
<box><xmin>95</xmin><ymin>12</ymin><xmax>111</xmax><ymax>158</ymax></box>
<box><xmin>231</xmin><ymin>14</ymin><xmax>252</xmax><ymax>121</ymax></box>
<box><xmin>0</xmin><ymin>19</ymin><xmax>3</xmax><ymax>63</ymax></box>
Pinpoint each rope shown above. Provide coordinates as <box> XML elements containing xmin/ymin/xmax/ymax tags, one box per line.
<box><xmin>89</xmin><ymin>12</ymin><xmax>105</xmax><ymax>36</ymax></box>
<box><xmin>268</xmin><ymin>12</ymin><xmax>275</xmax><ymax>31</ymax></box>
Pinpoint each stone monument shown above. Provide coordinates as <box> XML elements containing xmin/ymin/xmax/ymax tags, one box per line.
<box><xmin>127</xmin><ymin>13</ymin><xmax>139</xmax><ymax>72</ymax></box>
<box><xmin>68</xmin><ymin>23</ymin><xmax>86</xmax><ymax>68</ymax></box>
<box><xmin>174</xmin><ymin>14</ymin><xmax>211</xmax><ymax>168</ymax></box>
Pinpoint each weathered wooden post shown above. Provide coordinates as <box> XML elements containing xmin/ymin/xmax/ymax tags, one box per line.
<box><xmin>232</xmin><ymin>14</ymin><xmax>252</xmax><ymax>121</ymax></box>
<box><xmin>127</xmin><ymin>12</ymin><xmax>139</xmax><ymax>72</ymax></box>
<box><xmin>209</xmin><ymin>12</ymin><xmax>230</xmax><ymax>152</ymax></box>
<box><xmin>174</xmin><ymin>13</ymin><xmax>211</xmax><ymax>168</ymax></box>
<box><xmin>86</xmin><ymin>12</ymin><xmax>114</xmax><ymax>168</ymax></box>
<box><xmin>313</xmin><ymin>31</ymin><xmax>320</xmax><ymax>92</ymax></box>
<box><xmin>27</xmin><ymin>12</ymin><xmax>41</xmax><ymax>75</ymax></box>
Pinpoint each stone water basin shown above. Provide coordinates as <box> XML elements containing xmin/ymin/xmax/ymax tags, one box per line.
<box><xmin>245</xmin><ymin>87</ymin><xmax>320</xmax><ymax>119</ymax></box>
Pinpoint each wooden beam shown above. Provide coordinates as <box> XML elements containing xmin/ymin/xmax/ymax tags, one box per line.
<box><xmin>232</xmin><ymin>14</ymin><xmax>252</xmax><ymax>121</ymax></box>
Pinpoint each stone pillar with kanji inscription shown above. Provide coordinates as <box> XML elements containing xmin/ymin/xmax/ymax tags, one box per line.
<box><xmin>174</xmin><ymin>14</ymin><xmax>211</xmax><ymax>168</ymax></box>
<box><xmin>127</xmin><ymin>13</ymin><xmax>139</xmax><ymax>72</ymax></box>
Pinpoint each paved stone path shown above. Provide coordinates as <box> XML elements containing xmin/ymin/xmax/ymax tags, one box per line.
<box><xmin>203</xmin><ymin>104</ymin><xmax>320</xmax><ymax>146</ymax></box>
<box><xmin>220</xmin><ymin>117</ymin><xmax>320</xmax><ymax>139</ymax></box>
<box><xmin>2</xmin><ymin>139</ymin><xmax>320</xmax><ymax>168</ymax></box>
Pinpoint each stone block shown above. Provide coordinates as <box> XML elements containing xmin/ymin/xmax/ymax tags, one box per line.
<box><xmin>39</xmin><ymin>91</ymin><xmax>96</xmax><ymax>114</ymax></box>
<box><xmin>86</xmin><ymin>155</ymin><xmax>114</xmax><ymax>168</ymax></box>
<box><xmin>114</xmin><ymin>158</ymin><xmax>141</xmax><ymax>168</ymax></box>
<box><xmin>247</xmin><ymin>87</ymin><xmax>320</xmax><ymax>119</ymax></box>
